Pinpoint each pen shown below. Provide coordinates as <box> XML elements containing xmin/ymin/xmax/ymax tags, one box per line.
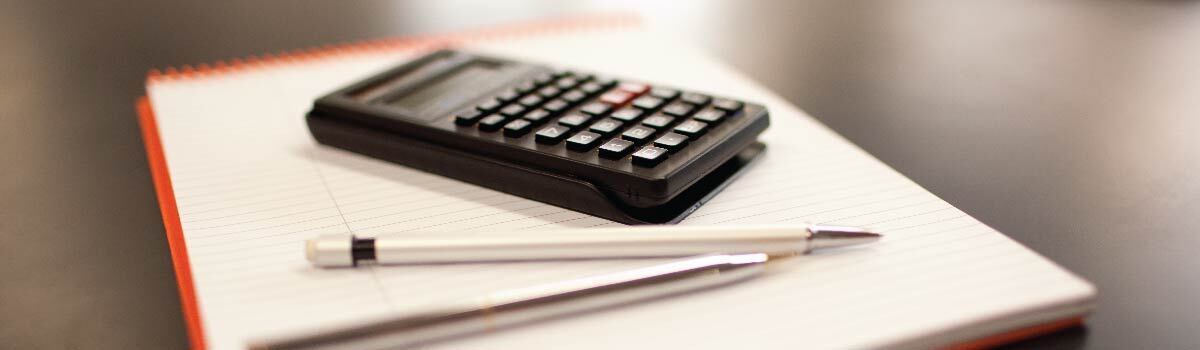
<box><xmin>306</xmin><ymin>224</ymin><xmax>880</xmax><ymax>267</ymax></box>
<box><xmin>251</xmin><ymin>253</ymin><xmax>777</xmax><ymax>349</ymax></box>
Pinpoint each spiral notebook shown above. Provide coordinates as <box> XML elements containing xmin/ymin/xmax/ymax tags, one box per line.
<box><xmin>138</xmin><ymin>13</ymin><xmax>1096</xmax><ymax>350</ymax></box>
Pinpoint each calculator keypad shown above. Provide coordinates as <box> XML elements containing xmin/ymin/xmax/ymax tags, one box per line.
<box><xmin>579</xmin><ymin>102</ymin><xmax>611</xmax><ymax>116</ymax></box>
<box><xmin>610</xmin><ymin>107</ymin><xmax>642</xmax><ymax>121</ymax></box>
<box><xmin>621</xmin><ymin>126</ymin><xmax>655</xmax><ymax>142</ymax></box>
<box><xmin>692</xmin><ymin>108</ymin><xmax>725</xmax><ymax>124</ymax></box>
<box><xmin>579</xmin><ymin>82</ymin><xmax>605</xmax><ymax>94</ymax></box>
<box><xmin>712</xmin><ymin>98</ymin><xmax>743</xmax><ymax>112</ymax></box>
<box><xmin>558</xmin><ymin>113</ymin><xmax>591</xmax><ymax>128</ymax></box>
<box><xmin>631</xmin><ymin>146</ymin><xmax>669</xmax><ymax>167</ymax></box>
<box><xmin>515</xmin><ymin>81</ymin><xmax>537</xmax><ymax>93</ymax></box>
<box><xmin>518</xmin><ymin>95</ymin><xmax>543</xmax><ymax>108</ymax></box>
<box><xmin>631</xmin><ymin>96</ymin><xmax>664</xmax><ymax>110</ymax></box>
<box><xmin>599</xmin><ymin>90</ymin><xmax>635</xmax><ymax>105</ymax></box>
<box><xmin>537</xmin><ymin>86</ymin><xmax>561</xmax><ymax>99</ymax></box>
<box><xmin>455</xmin><ymin>70</ymin><xmax>748</xmax><ymax>170</ymax></box>
<box><xmin>680</xmin><ymin>92</ymin><xmax>711</xmax><ymax>106</ymax></box>
<box><xmin>477</xmin><ymin>99</ymin><xmax>503</xmax><ymax>112</ymax></box>
<box><xmin>617</xmin><ymin>82</ymin><xmax>650</xmax><ymax>95</ymax></box>
<box><xmin>589</xmin><ymin>119</ymin><xmax>623</xmax><ymax>136</ymax></box>
<box><xmin>562</xmin><ymin>90</ymin><xmax>588</xmax><ymax>103</ymax></box>
<box><xmin>641</xmin><ymin>114</ymin><xmax>675</xmax><ymax>129</ymax></box>
<box><xmin>499</xmin><ymin>104</ymin><xmax>526</xmax><ymax>118</ymax></box>
<box><xmin>598</xmin><ymin>139</ymin><xmax>635</xmax><ymax>158</ymax></box>
<box><xmin>455</xmin><ymin>109</ymin><xmax>485</xmax><ymax>125</ymax></box>
<box><xmin>649</xmin><ymin>88</ymin><xmax>679</xmax><ymax>100</ymax></box>
<box><xmin>653</xmin><ymin>133</ymin><xmax>689</xmax><ymax>152</ymax></box>
<box><xmin>523</xmin><ymin>109</ymin><xmax>552</xmax><ymax>123</ymax></box>
<box><xmin>535</xmin><ymin>125</ymin><xmax>570</xmax><ymax>144</ymax></box>
<box><xmin>542</xmin><ymin>99</ymin><xmax>570</xmax><ymax>114</ymax></box>
<box><xmin>661</xmin><ymin>102</ymin><xmax>694</xmax><ymax>118</ymax></box>
<box><xmin>566</xmin><ymin>131</ymin><xmax>602</xmax><ymax>151</ymax></box>
<box><xmin>673</xmin><ymin>120</ymin><xmax>708</xmax><ymax>137</ymax></box>
<box><xmin>477</xmin><ymin>115</ymin><xmax>507</xmax><ymax>131</ymax></box>
<box><xmin>496</xmin><ymin>90</ymin><xmax>521</xmax><ymax>103</ymax></box>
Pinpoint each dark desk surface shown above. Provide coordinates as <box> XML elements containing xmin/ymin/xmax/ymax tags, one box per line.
<box><xmin>2</xmin><ymin>1</ymin><xmax>1197</xmax><ymax>349</ymax></box>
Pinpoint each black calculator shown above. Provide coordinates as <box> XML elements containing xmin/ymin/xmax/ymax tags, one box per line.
<box><xmin>306</xmin><ymin>50</ymin><xmax>769</xmax><ymax>224</ymax></box>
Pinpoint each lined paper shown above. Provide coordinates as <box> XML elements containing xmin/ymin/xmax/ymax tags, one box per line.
<box><xmin>147</xmin><ymin>26</ymin><xmax>1094</xmax><ymax>350</ymax></box>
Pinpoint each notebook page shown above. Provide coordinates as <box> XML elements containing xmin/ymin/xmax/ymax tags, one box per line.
<box><xmin>147</xmin><ymin>26</ymin><xmax>1094</xmax><ymax>350</ymax></box>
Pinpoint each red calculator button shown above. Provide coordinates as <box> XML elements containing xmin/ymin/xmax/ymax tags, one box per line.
<box><xmin>617</xmin><ymin>82</ymin><xmax>650</xmax><ymax>95</ymax></box>
<box><xmin>599</xmin><ymin>90</ymin><xmax>635</xmax><ymax>105</ymax></box>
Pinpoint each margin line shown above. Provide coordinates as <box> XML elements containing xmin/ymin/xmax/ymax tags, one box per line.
<box><xmin>307</xmin><ymin>149</ymin><xmax>398</xmax><ymax>310</ymax></box>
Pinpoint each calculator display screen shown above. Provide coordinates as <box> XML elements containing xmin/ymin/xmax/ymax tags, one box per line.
<box><xmin>385</xmin><ymin>61</ymin><xmax>504</xmax><ymax>120</ymax></box>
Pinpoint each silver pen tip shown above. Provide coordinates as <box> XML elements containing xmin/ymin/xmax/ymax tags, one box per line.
<box><xmin>807</xmin><ymin>224</ymin><xmax>882</xmax><ymax>251</ymax></box>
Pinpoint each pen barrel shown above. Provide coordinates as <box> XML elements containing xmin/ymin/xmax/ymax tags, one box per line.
<box><xmin>253</xmin><ymin>254</ymin><xmax>768</xmax><ymax>350</ymax></box>
<box><xmin>371</xmin><ymin>226</ymin><xmax>811</xmax><ymax>264</ymax></box>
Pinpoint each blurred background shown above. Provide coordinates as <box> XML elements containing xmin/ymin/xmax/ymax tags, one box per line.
<box><xmin>2</xmin><ymin>0</ymin><xmax>1198</xmax><ymax>349</ymax></box>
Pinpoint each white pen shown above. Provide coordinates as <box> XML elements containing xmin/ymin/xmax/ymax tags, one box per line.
<box><xmin>306</xmin><ymin>224</ymin><xmax>881</xmax><ymax>267</ymax></box>
<box><xmin>254</xmin><ymin>253</ymin><xmax>773</xmax><ymax>349</ymax></box>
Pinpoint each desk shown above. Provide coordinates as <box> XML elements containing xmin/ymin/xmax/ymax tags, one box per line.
<box><xmin>1</xmin><ymin>1</ymin><xmax>1197</xmax><ymax>348</ymax></box>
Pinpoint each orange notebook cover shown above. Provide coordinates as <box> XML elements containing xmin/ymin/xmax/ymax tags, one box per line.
<box><xmin>137</xmin><ymin>13</ymin><xmax>1091</xmax><ymax>349</ymax></box>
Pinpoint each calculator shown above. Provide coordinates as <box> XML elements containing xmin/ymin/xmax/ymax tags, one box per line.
<box><xmin>306</xmin><ymin>50</ymin><xmax>769</xmax><ymax>224</ymax></box>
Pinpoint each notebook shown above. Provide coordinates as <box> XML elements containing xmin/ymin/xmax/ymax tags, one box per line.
<box><xmin>138</xmin><ymin>13</ymin><xmax>1096</xmax><ymax>350</ymax></box>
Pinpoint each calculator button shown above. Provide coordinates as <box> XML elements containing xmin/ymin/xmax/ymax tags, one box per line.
<box><xmin>592</xmin><ymin>76</ymin><xmax>618</xmax><ymax>87</ymax></box>
<box><xmin>680</xmin><ymin>92</ymin><xmax>711</xmax><ymax>106</ymax></box>
<box><xmin>649</xmin><ymin>88</ymin><xmax>680</xmax><ymax>100</ymax></box>
<box><xmin>454</xmin><ymin>110</ymin><xmax>485</xmax><ymax>125</ymax></box>
<box><xmin>598</xmin><ymin>139</ymin><xmax>635</xmax><ymax>158</ymax></box>
<box><xmin>579</xmin><ymin>82</ymin><xmax>605</xmax><ymax>95</ymax></box>
<box><xmin>588</xmin><ymin>118</ymin><xmax>624</xmax><ymax>136</ymax></box>
<box><xmin>661</xmin><ymin>102</ymin><xmax>695</xmax><ymax>117</ymax></box>
<box><xmin>477</xmin><ymin>99</ymin><xmax>502</xmax><ymax>112</ymax></box>
<box><xmin>558</xmin><ymin>113</ymin><xmax>592</xmax><ymax>128</ymax></box>
<box><xmin>641</xmin><ymin>114</ymin><xmax>675</xmax><ymax>129</ymax></box>
<box><xmin>653</xmin><ymin>132</ymin><xmax>689</xmax><ymax>151</ymax></box>
<box><xmin>599</xmin><ymin>90</ymin><xmax>635</xmax><ymax>105</ymax></box>
<box><xmin>621</xmin><ymin>126</ymin><xmax>656</xmax><ymax>142</ymax></box>
<box><xmin>503</xmin><ymin>119</ymin><xmax>533</xmax><ymax>137</ymax></box>
<box><xmin>478</xmin><ymin>115</ymin><xmax>508</xmax><ymax>131</ymax></box>
<box><xmin>617</xmin><ymin>82</ymin><xmax>650</xmax><ymax>95</ymax></box>
<box><xmin>673</xmin><ymin>120</ymin><xmax>708</xmax><ymax>137</ymax></box>
<box><xmin>692</xmin><ymin>108</ymin><xmax>726</xmax><ymax>125</ymax></box>
<box><xmin>610</xmin><ymin>107</ymin><xmax>643</xmax><ymax>122</ymax></box>
<box><xmin>518</xmin><ymin>94</ymin><xmax>544</xmax><ymax>108</ymax></box>
<box><xmin>499</xmin><ymin>104</ymin><xmax>526</xmax><ymax>118</ymax></box>
<box><xmin>571</xmin><ymin>72</ymin><xmax>594</xmax><ymax>81</ymax></box>
<box><xmin>632</xmin><ymin>146</ymin><xmax>669</xmax><ymax>167</ymax></box>
<box><xmin>579</xmin><ymin>102</ymin><xmax>612</xmax><ymax>116</ymax></box>
<box><xmin>535</xmin><ymin>125</ymin><xmax>570</xmax><ymax>144</ymax></box>
<box><xmin>496</xmin><ymin>89</ymin><xmax>521</xmax><ymax>103</ymax></box>
<box><xmin>533</xmin><ymin>73</ymin><xmax>555</xmax><ymax>85</ymax></box>
<box><xmin>555</xmin><ymin>77</ymin><xmax>580</xmax><ymax>90</ymax></box>
<box><xmin>566</xmin><ymin>131</ymin><xmax>602</xmax><ymax>151</ymax></box>
<box><xmin>537</xmin><ymin>86</ymin><xmax>562</xmax><ymax>98</ymax></box>
<box><xmin>542</xmin><ymin>99</ymin><xmax>570</xmax><ymax>114</ymax></box>
<box><xmin>631</xmin><ymin>96</ymin><xmax>664</xmax><ymax>110</ymax></box>
<box><xmin>561</xmin><ymin>90</ymin><xmax>588</xmax><ymax>104</ymax></box>
<box><xmin>712</xmin><ymin>98</ymin><xmax>744</xmax><ymax>112</ymax></box>
<box><xmin>515</xmin><ymin>81</ymin><xmax>538</xmax><ymax>93</ymax></box>
<box><xmin>523</xmin><ymin>109</ymin><xmax>552</xmax><ymax>123</ymax></box>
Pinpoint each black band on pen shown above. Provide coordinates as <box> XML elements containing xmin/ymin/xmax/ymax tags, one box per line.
<box><xmin>352</xmin><ymin>237</ymin><xmax>376</xmax><ymax>263</ymax></box>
